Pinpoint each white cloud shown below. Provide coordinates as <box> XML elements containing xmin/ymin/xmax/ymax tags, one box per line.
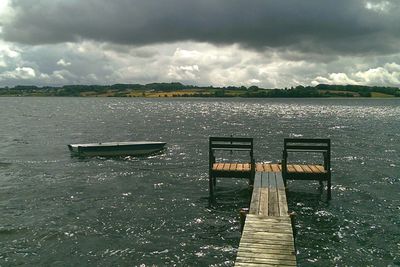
<box><xmin>179</xmin><ymin>65</ymin><xmax>199</xmax><ymax>72</ymax></box>
<box><xmin>0</xmin><ymin>39</ymin><xmax>399</xmax><ymax>88</ymax></box>
<box><xmin>384</xmin><ymin>62</ymin><xmax>400</xmax><ymax>72</ymax></box>
<box><xmin>0</xmin><ymin>67</ymin><xmax>36</xmax><ymax>80</ymax></box>
<box><xmin>168</xmin><ymin>65</ymin><xmax>200</xmax><ymax>80</ymax></box>
<box><xmin>313</xmin><ymin>73</ymin><xmax>357</xmax><ymax>85</ymax></box>
<box><xmin>173</xmin><ymin>48</ymin><xmax>203</xmax><ymax>60</ymax></box>
<box><xmin>0</xmin><ymin>41</ymin><xmax>20</xmax><ymax>67</ymax></box>
<box><xmin>0</xmin><ymin>0</ymin><xmax>12</xmax><ymax>22</ymax></box>
<box><xmin>365</xmin><ymin>1</ymin><xmax>390</xmax><ymax>12</ymax></box>
<box><xmin>312</xmin><ymin>62</ymin><xmax>400</xmax><ymax>86</ymax></box>
<box><xmin>354</xmin><ymin>65</ymin><xmax>400</xmax><ymax>85</ymax></box>
<box><xmin>248</xmin><ymin>79</ymin><xmax>260</xmax><ymax>84</ymax></box>
<box><xmin>56</xmin><ymin>59</ymin><xmax>71</xmax><ymax>66</ymax></box>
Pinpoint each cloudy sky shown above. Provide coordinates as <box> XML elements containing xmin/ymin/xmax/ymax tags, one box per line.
<box><xmin>0</xmin><ymin>0</ymin><xmax>400</xmax><ymax>88</ymax></box>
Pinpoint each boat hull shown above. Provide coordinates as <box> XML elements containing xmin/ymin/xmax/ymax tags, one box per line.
<box><xmin>68</xmin><ymin>141</ymin><xmax>166</xmax><ymax>157</ymax></box>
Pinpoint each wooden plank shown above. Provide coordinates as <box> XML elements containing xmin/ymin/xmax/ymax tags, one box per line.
<box><xmin>293</xmin><ymin>164</ymin><xmax>304</xmax><ymax>173</ymax></box>
<box><xmin>301</xmin><ymin>164</ymin><xmax>313</xmax><ymax>173</ymax></box>
<box><xmin>221</xmin><ymin>163</ymin><xmax>229</xmax><ymax>171</ymax></box>
<box><xmin>236</xmin><ymin>256</ymin><xmax>296</xmax><ymax>266</ymax></box>
<box><xmin>265</xmin><ymin>163</ymin><xmax>273</xmax><ymax>172</ymax></box>
<box><xmin>247</xmin><ymin>215</ymin><xmax>291</xmax><ymax>225</ymax></box>
<box><xmin>277</xmin><ymin>189</ymin><xmax>288</xmax><ymax>216</ymax></box>
<box><xmin>268</xmin><ymin>174</ymin><xmax>279</xmax><ymax>216</ymax></box>
<box><xmin>238</xmin><ymin>242</ymin><xmax>295</xmax><ymax>251</ymax></box>
<box><xmin>239</xmin><ymin>239</ymin><xmax>294</xmax><ymax>247</ymax></box>
<box><xmin>243</xmin><ymin>163</ymin><xmax>251</xmax><ymax>171</ymax></box>
<box><xmin>245</xmin><ymin>214</ymin><xmax>291</xmax><ymax>222</ymax></box>
<box><xmin>309</xmin><ymin>164</ymin><xmax>321</xmax><ymax>173</ymax></box>
<box><xmin>241</xmin><ymin>233</ymin><xmax>294</xmax><ymax>241</ymax></box>
<box><xmin>212</xmin><ymin>163</ymin><xmax>216</xmax><ymax>170</ymax></box>
<box><xmin>223</xmin><ymin>163</ymin><xmax>229</xmax><ymax>171</ymax></box>
<box><xmin>260</xmin><ymin>164</ymin><xmax>266</xmax><ymax>172</ymax></box>
<box><xmin>250</xmin><ymin>173</ymin><xmax>262</xmax><ymax>214</ymax></box>
<box><xmin>236</xmin><ymin>251</ymin><xmax>296</xmax><ymax>261</ymax></box>
<box><xmin>256</xmin><ymin>163</ymin><xmax>263</xmax><ymax>172</ymax></box>
<box><xmin>275</xmin><ymin>171</ymin><xmax>288</xmax><ymax>216</ymax></box>
<box><xmin>235</xmin><ymin>263</ymin><xmax>295</xmax><ymax>267</ymax></box>
<box><xmin>261</xmin><ymin>173</ymin><xmax>270</xmax><ymax>215</ymax></box>
<box><xmin>243</xmin><ymin>222</ymin><xmax>292</xmax><ymax>229</ymax></box>
<box><xmin>239</xmin><ymin>241</ymin><xmax>295</xmax><ymax>251</ymax></box>
<box><xmin>239</xmin><ymin>238</ymin><xmax>294</xmax><ymax>246</ymax></box>
<box><xmin>275</xmin><ymin>173</ymin><xmax>285</xmax><ymax>189</ymax></box>
<box><xmin>243</xmin><ymin>221</ymin><xmax>292</xmax><ymax>228</ymax></box>
<box><xmin>230</xmin><ymin>163</ymin><xmax>237</xmax><ymax>171</ymax></box>
<box><xmin>243</xmin><ymin>229</ymin><xmax>293</xmax><ymax>239</ymax></box>
<box><xmin>235</xmin><ymin>264</ymin><xmax>287</xmax><ymax>267</ymax></box>
<box><xmin>315</xmin><ymin>165</ymin><xmax>326</xmax><ymax>173</ymax></box>
<box><xmin>260</xmin><ymin>172</ymin><xmax>269</xmax><ymax>188</ymax></box>
<box><xmin>265</xmin><ymin>164</ymin><xmax>270</xmax><ymax>172</ymax></box>
<box><xmin>237</xmin><ymin>163</ymin><xmax>243</xmax><ymax>171</ymax></box>
<box><xmin>287</xmin><ymin>164</ymin><xmax>296</xmax><ymax>173</ymax></box>
<box><xmin>213</xmin><ymin>163</ymin><xmax>222</xmax><ymax>171</ymax></box>
<box><xmin>243</xmin><ymin>218</ymin><xmax>291</xmax><ymax>226</ymax></box>
<box><xmin>239</xmin><ymin>236</ymin><xmax>294</xmax><ymax>244</ymax></box>
<box><xmin>258</xmin><ymin>187</ymin><xmax>269</xmax><ymax>216</ymax></box>
<box><xmin>249</xmin><ymin>188</ymin><xmax>260</xmax><ymax>214</ymax></box>
<box><xmin>271</xmin><ymin>164</ymin><xmax>280</xmax><ymax>172</ymax></box>
<box><xmin>236</xmin><ymin>254</ymin><xmax>295</xmax><ymax>264</ymax></box>
<box><xmin>253</xmin><ymin>172</ymin><xmax>262</xmax><ymax>188</ymax></box>
<box><xmin>240</xmin><ymin>231</ymin><xmax>294</xmax><ymax>239</ymax></box>
<box><xmin>243</xmin><ymin>226</ymin><xmax>292</xmax><ymax>234</ymax></box>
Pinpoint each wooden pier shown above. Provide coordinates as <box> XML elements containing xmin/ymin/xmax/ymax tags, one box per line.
<box><xmin>208</xmin><ymin>136</ymin><xmax>332</xmax><ymax>266</ymax></box>
<box><xmin>235</xmin><ymin>167</ymin><xmax>297</xmax><ymax>266</ymax></box>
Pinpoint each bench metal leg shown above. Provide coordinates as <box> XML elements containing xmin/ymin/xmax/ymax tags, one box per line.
<box><xmin>209</xmin><ymin>174</ymin><xmax>214</xmax><ymax>199</ymax></box>
<box><xmin>282</xmin><ymin>173</ymin><xmax>287</xmax><ymax>188</ymax></box>
<box><xmin>327</xmin><ymin>174</ymin><xmax>332</xmax><ymax>200</ymax></box>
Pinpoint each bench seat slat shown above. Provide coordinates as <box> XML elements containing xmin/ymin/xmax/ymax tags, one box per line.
<box><xmin>212</xmin><ymin>163</ymin><xmax>252</xmax><ymax>172</ymax></box>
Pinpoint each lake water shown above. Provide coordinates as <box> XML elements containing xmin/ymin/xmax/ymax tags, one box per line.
<box><xmin>0</xmin><ymin>97</ymin><xmax>399</xmax><ymax>266</ymax></box>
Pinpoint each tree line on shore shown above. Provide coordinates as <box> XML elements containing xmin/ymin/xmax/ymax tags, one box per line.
<box><xmin>0</xmin><ymin>82</ymin><xmax>399</xmax><ymax>97</ymax></box>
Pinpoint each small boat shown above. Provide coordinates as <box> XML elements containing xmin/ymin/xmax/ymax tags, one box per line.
<box><xmin>68</xmin><ymin>141</ymin><xmax>166</xmax><ymax>157</ymax></box>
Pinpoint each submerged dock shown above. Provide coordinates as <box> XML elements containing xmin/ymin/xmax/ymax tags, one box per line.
<box><xmin>235</xmin><ymin>166</ymin><xmax>297</xmax><ymax>266</ymax></box>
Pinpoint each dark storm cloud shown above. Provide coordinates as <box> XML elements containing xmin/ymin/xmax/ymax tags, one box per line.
<box><xmin>2</xmin><ymin>0</ymin><xmax>400</xmax><ymax>55</ymax></box>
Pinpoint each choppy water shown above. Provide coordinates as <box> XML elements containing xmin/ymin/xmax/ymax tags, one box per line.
<box><xmin>0</xmin><ymin>97</ymin><xmax>399</xmax><ymax>266</ymax></box>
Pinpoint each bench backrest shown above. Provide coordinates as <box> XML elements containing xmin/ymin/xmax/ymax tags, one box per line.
<box><xmin>209</xmin><ymin>136</ymin><xmax>254</xmax><ymax>162</ymax></box>
<box><xmin>284</xmin><ymin>138</ymin><xmax>330</xmax><ymax>153</ymax></box>
<box><xmin>283</xmin><ymin>138</ymin><xmax>330</xmax><ymax>170</ymax></box>
<box><xmin>210</xmin><ymin>136</ymin><xmax>253</xmax><ymax>150</ymax></box>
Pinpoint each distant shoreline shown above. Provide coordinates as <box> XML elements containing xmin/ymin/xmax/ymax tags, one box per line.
<box><xmin>0</xmin><ymin>94</ymin><xmax>398</xmax><ymax>99</ymax></box>
<box><xmin>1</xmin><ymin>83</ymin><xmax>399</xmax><ymax>98</ymax></box>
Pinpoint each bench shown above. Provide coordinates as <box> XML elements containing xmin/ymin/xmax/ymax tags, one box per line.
<box><xmin>282</xmin><ymin>138</ymin><xmax>331</xmax><ymax>200</ymax></box>
<box><xmin>209</xmin><ymin>137</ymin><xmax>255</xmax><ymax>198</ymax></box>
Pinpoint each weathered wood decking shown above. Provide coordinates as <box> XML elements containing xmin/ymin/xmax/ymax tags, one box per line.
<box><xmin>235</xmin><ymin>169</ymin><xmax>297</xmax><ymax>266</ymax></box>
<box><xmin>212</xmin><ymin>162</ymin><xmax>327</xmax><ymax>174</ymax></box>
